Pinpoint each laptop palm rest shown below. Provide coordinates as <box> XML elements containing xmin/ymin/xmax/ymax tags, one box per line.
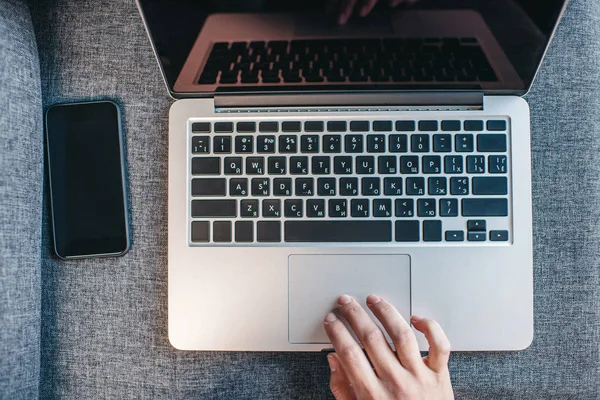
<box><xmin>288</xmin><ymin>254</ymin><xmax>411</xmax><ymax>345</ymax></box>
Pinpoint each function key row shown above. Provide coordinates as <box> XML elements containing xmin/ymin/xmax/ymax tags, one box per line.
<box><xmin>191</xmin><ymin>155</ymin><xmax>508</xmax><ymax>176</ymax></box>
<box><xmin>191</xmin><ymin>120</ymin><xmax>507</xmax><ymax>134</ymax></box>
<box><xmin>192</xmin><ymin>133</ymin><xmax>507</xmax><ymax>154</ymax></box>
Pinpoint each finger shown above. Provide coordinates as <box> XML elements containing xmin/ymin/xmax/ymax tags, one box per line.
<box><xmin>338</xmin><ymin>0</ymin><xmax>358</xmax><ymax>24</ymax></box>
<box><xmin>411</xmin><ymin>315</ymin><xmax>451</xmax><ymax>373</ymax></box>
<box><xmin>366</xmin><ymin>295</ymin><xmax>423</xmax><ymax>372</ymax></box>
<box><xmin>328</xmin><ymin>353</ymin><xmax>357</xmax><ymax>400</ymax></box>
<box><xmin>389</xmin><ymin>0</ymin><xmax>405</xmax><ymax>7</ymax></box>
<box><xmin>324</xmin><ymin>312</ymin><xmax>379</xmax><ymax>393</ymax></box>
<box><xmin>336</xmin><ymin>295</ymin><xmax>402</xmax><ymax>379</ymax></box>
<box><xmin>358</xmin><ymin>0</ymin><xmax>378</xmax><ymax>17</ymax></box>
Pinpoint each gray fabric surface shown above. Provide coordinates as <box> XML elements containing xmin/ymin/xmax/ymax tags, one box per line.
<box><xmin>25</xmin><ymin>0</ymin><xmax>600</xmax><ymax>398</ymax></box>
<box><xmin>0</xmin><ymin>0</ymin><xmax>43</xmax><ymax>399</ymax></box>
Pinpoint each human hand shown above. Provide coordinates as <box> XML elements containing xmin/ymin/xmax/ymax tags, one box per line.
<box><xmin>326</xmin><ymin>0</ymin><xmax>407</xmax><ymax>24</ymax></box>
<box><xmin>324</xmin><ymin>294</ymin><xmax>454</xmax><ymax>400</ymax></box>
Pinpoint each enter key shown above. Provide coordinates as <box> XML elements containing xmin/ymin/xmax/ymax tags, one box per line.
<box><xmin>472</xmin><ymin>177</ymin><xmax>508</xmax><ymax>195</ymax></box>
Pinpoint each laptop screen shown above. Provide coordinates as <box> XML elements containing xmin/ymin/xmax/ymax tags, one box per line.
<box><xmin>137</xmin><ymin>0</ymin><xmax>567</xmax><ymax>97</ymax></box>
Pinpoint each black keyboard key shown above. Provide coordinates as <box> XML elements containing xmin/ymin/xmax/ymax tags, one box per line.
<box><xmin>262</xmin><ymin>199</ymin><xmax>281</xmax><ymax>218</ymax></box>
<box><xmin>323</xmin><ymin>135</ymin><xmax>342</xmax><ymax>153</ymax></box>
<box><xmin>396</xmin><ymin>120</ymin><xmax>415</xmax><ymax>131</ymax></box>
<box><xmin>488</xmin><ymin>155</ymin><xmax>508</xmax><ymax>174</ymax></box>
<box><xmin>462</xmin><ymin>198</ymin><xmax>508</xmax><ymax>216</ymax></box>
<box><xmin>472</xmin><ymin>177</ymin><xmax>508</xmax><ymax>195</ymax></box>
<box><xmin>367</xmin><ymin>135</ymin><xmax>385</xmax><ymax>153</ymax></box>
<box><xmin>389</xmin><ymin>134</ymin><xmax>408</xmax><ymax>153</ymax></box>
<box><xmin>192</xmin><ymin>200</ymin><xmax>237</xmax><ymax>218</ymax></box>
<box><xmin>328</xmin><ymin>199</ymin><xmax>347</xmax><ymax>217</ymax></box>
<box><xmin>464</xmin><ymin>120</ymin><xmax>483</xmax><ymax>131</ymax></box>
<box><xmin>455</xmin><ymin>134</ymin><xmax>474</xmax><ymax>152</ymax></box>
<box><xmin>296</xmin><ymin>178</ymin><xmax>314</xmax><ymax>196</ymax></box>
<box><xmin>356</xmin><ymin>156</ymin><xmax>375</xmax><ymax>174</ymax></box>
<box><xmin>251</xmin><ymin>178</ymin><xmax>270</xmax><ymax>196</ymax></box>
<box><xmin>273</xmin><ymin>178</ymin><xmax>292</xmax><ymax>196</ymax></box>
<box><xmin>378</xmin><ymin>156</ymin><xmax>397</xmax><ymax>174</ymax></box>
<box><xmin>441</xmin><ymin>120</ymin><xmax>461</xmax><ymax>131</ymax></box>
<box><xmin>285</xmin><ymin>221</ymin><xmax>392</xmax><ymax>242</ymax></box>
<box><xmin>192</xmin><ymin>122</ymin><xmax>211</xmax><ymax>133</ymax></box>
<box><xmin>192</xmin><ymin>136</ymin><xmax>210</xmax><ymax>154</ymax></box>
<box><xmin>191</xmin><ymin>221</ymin><xmax>210</xmax><ymax>243</ymax></box>
<box><xmin>395</xmin><ymin>220</ymin><xmax>419</xmax><ymax>242</ymax></box>
<box><xmin>345</xmin><ymin>135</ymin><xmax>363</xmax><ymax>153</ymax></box>
<box><xmin>406</xmin><ymin>177</ymin><xmax>425</xmax><ymax>195</ymax></box>
<box><xmin>411</xmin><ymin>134</ymin><xmax>430</xmax><ymax>152</ymax></box>
<box><xmin>418</xmin><ymin>120</ymin><xmax>438</xmax><ymax>131</ymax></box>
<box><xmin>214</xmin><ymin>136</ymin><xmax>232</xmax><ymax>153</ymax></box>
<box><xmin>350</xmin><ymin>121</ymin><xmax>369</xmax><ymax>132</ymax></box>
<box><xmin>423</xmin><ymin>220</ymin><xmax>442</xmax><ymax>242</ymax></box>
<box><xmin>445</xmin><ymin>230</ymin><xmax>464</xmax><ymax>242</ymax></box>
<box><xmin>224</xmin><ymin>157</ymin><xmax>243</xmax><ymax>175</ymax></box>
<box><xmin>246</xmin><ymin>157</ymin><xmax>265</xmax><ymax>175</ymax></box>
<box><xmin>468</xmin><ymin>231</ymin><xmax>486</xmax><ymax>242</ymax></box>
<box><xmin>305</xmin><ymin>121</ymin><xmax>324</xmax><ymax>132</ymax></box>
<box><xmin>417</xmin><ymin>199</ymin><xmax>436</xmax><ymax>217</ymax></box>
<box><xmin>312</xmin><ymin>156</ymin><xmax>331</xmax><ymax>175</ymax></box>
<box><xmin>192</xmin><ymin>178</ymin><xmax>226</xmax><ymax>196</ymax></box>
<box><xmin>334</xmin><ymin>156</ymin><xmax>353</xmax><ymax>174</ymax></box>
<box><xmin>373</xmin><ymin>121</ymin><xmax>392</xmax><ymax>132</ymax></box>
<box><xmin>318</xmin><ymin>178</ymin><xmax>336</xmax><ymax>196</ymax></box>
<box><xmin>327</xmin><ymin>121</ymin><xmax>347</xmax><ymax>132</ymax></box>
<box><xmin>422</xmin><ymin>155</ymin><xmax>441</xmax><ymax>174</ymax></box>
<box><xmin>467</xmin><ymin>220</ymin><xmax>486</xmax><ymax>231</ymax></box>
<box><xmin>215</xmin><ymin>122</ymin><xmax>234</xmax><ymax>133</ymax></box>
<box><xmin>301</xmin><ymin>135</ymin><xmax>320</xmax><ymax>153</ymax></box>
<box><xmin>362</xmin><ymin>178</ymin><xmax>381</xmax><ymax>196</ymax></box>
<box><xmin>192</xmin><ymin>157</ymin><xmax>220</xmax><ymax>175</ymax></box>
<box><xmin>284</xmin><ymin>199</ymin><xmax>303</xmax><ymax>218</ymax></box>
<box><xmin>487</xmin><ymin>120</ymin><xmax>506</xmax><ymax>131</ymax></box>
<box><xmin>259</xmin><ymin>121</ymin><xmax>278</xmax><ymax>132</ymax></box>
<box><xmin>282</xmin><ymin>121</ymin><xmax>301</xmax><ymax>132</ymax></box>
<box><xmin>290</xmin><ymin>156</ymin><xmax>309</xmax><ymax>175</ymax></box>
<box><xmin>428</xmin><ymin>177</ymin><xmax>447</xmax><ymax>195</ymax></box>
<box><xmin>433</xmin><ymin>134</ymin><xmax>451</xmax><ymax>152</ymax></box>
<box><xmin>340</xmin><ymin>178</ymin><xmax>359</xmax><ymax>196</ymax></box>
<box><xmin>351</xmin><ymin>199</ymin><xmax>369</xmax><ymax>217</ymax></box>
<box><xmin>235</xmin><ymin>136</ymin><xmax>254</xmax><ymax>153</ymax></box>
<box><xmin>450</xmin><ymin>177</ymin><xmax>469</xmax><ymax>195</ymax></box>
<box><xmin>373</xmin><ymin>199</ymin><xmax>392</xmax><ymax>217</ymax></box>
<box><xmin>237</xmin><ymin>122</ymin><xmax>256</xmax><ymax>133</ymax></box>
<box><xmin>279</xmin><ymin>135</ymin><xmax>298</xmax><ymax>153</ymax></box>
<box><xmin>268</xmin><ymin>157</ymin><xmax>286</xmax><ymax>174</ymax></box>
<box><xmin>477</xmin><ymin>134</ymin><xmax>507</xmax><ymax>152</ymax></box>
<box><xmin>230</xmin><ymin>178</ymin><xmax>248</xmax><ymax>197</ymax></box>
<box><xmin>467</xmin><ymin>155</ymin><xmax>485</xmax><ymax>173</ymax></box>
<box><xmin>213</xmin><ymin>221</ymin><xmax>232</xmax><ymax>243</ymax></box>
<box><xmin>395</xmin><ymin>199</ymin><xmax>414</xmax><ymax>217</ymax></box>
<box><xmin>240</xmin><ymin>199</ymin><xmax>259</xmax><ymax>218</ymax></box>
<box><xmin>235</xmin><ymin>221</ymin><xmax>254</xmax><ymax>242</ymax></box>
<box><xmin>490</xmin><ymin>230</ymin><xmax>509</xmax><ymax>241</ymax></box>
<box><xmin>384</xmin><ymin>178</ymin><xmax>403</xmax><ymax>196</ymax></box>
<box><xmin>307</xmin><ymin>199</ymin><xmax>326</xmax><ymax>218</ymax></box>
<box><xmin>257</xmin><ymin>135</ymin><xmax>276</xmax><ymax>153</ymax></box>
<box><xmin>444</xmin><ymin>155</ymin><xmax>463</xmax><ymax>174</ymax></box>
<box><xmin>400</xmin><ymin>156</ymin><xmax>419</xmax><ymax>174</ymax></box>
<box><xmin>439</xmin><ymin>198</ymin><xmax>459</xmax><ymax>217</ymax></box>
<box><xmin>257</xmin><ymin>221</ymin><xmax>281</xmax><ymax>242</ymax></box>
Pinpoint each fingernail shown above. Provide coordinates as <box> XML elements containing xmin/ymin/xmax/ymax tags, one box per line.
<box><xmin>327</xmin><ymin>354</ymin><xmax>338</xmax><ymax>372</ymax></box>
<box><xmin>366</xmin><ymin>294</ymin><xmax>381</xmax><ymax>305</ymax></box>
<box><xmin>338</xmin><ymin>294</ymin><xmax>352</xmax><ymax>305</ymax></box>
<box><xmin>338</xmin><ymin>12</ymin><xmax>349</xmax><ymax>24</ymax></box>
<box><xmin>411</xmin><ymin>315</ymin><xmax>423</xmax><ymax>323</ymax></box>
<box><xmin>325</xmin><ymin>312</ymin><xmax>338</xmax><ymax>323</ymax></box>
<box><xmin>359</xmin><ymin>6</ymin><xmax>369</xmax><ymax>16</ymax></box>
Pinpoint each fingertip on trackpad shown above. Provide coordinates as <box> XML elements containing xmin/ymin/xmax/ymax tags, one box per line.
<box><xmin>288</xmin><ymin>254</ymin><xmax>411</xmax><ymax>344</ymax></box>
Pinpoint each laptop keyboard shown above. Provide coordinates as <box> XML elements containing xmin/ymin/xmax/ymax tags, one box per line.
<box><xmin>188</xmin><ymin>118</ymin><xmax>511</xmax><ymax>245</ymax></box>
<box><xmin>199</xmin><ymin>38</ymin><xmax>498</xmax><ymax>85</ymax></box>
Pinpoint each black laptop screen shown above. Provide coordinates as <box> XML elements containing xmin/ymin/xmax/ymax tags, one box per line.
<box><xmin>138</xmin><ymin>0</ymin><xmax>567</xmax><ymax>96</ymax></box>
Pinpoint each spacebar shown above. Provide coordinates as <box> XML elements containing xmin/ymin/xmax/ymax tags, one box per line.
<box><xmin>285</xmin><ymin>221</ymin><xmax>392</xmax><ymax>242</ymax></box>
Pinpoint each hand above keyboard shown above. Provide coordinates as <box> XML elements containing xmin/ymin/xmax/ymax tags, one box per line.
<box><xmin>327</xmin><ymin>0</ymin><xmax>407</xmax><ymax>24</ymax></box>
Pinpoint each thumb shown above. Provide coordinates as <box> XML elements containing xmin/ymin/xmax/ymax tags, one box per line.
<box><xmin>328</xmin><ymin>353</ymin><xmax>355</xmax><ymax>400</ymax></box>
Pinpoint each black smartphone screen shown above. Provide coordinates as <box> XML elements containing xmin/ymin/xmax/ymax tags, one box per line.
<box><xmin>45</xmin><ymin>101</ymin><xmax>129</xmax><ymax>258</ymax></box>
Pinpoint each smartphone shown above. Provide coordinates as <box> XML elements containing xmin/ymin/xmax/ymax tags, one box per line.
<box><xmin>45</xmin><ymin>101</ymin><xmax>130</xmax><ymax>259</ymax></box>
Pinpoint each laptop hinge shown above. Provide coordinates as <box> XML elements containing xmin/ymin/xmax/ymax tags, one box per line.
<box><xmin>213</xmin><ymin>91</ymin><xmax>483</xmax><ymax>112</ymax></box>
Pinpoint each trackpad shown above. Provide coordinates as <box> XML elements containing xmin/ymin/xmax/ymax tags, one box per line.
<box><xmin>288</xmin><ymin>254</ymin><xmax>411</xmax><ymax>344</ymax></box>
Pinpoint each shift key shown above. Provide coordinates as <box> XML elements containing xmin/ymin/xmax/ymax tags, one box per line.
<box><xmin>462</xmin><ymin>198</ymin><xmax>508</xmax><ymax>216</ymax></box>
<box><xmin>192</xmin><ymin>200</ymin><xmax>237</xmax><ymax>217</ymax></box>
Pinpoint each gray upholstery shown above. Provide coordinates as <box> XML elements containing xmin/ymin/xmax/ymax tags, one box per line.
<box><xmin>0</xmin><ymin>0</ymin><xmax>42</xmax><ymax>399</ymax></box>
<box><xmin>0</xmin><ymin>0</ymin><xmax>597</xmax><ymax>398</ymax></box>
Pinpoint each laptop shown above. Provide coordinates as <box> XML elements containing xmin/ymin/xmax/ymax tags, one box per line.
<box><xmin>136</xmin><ymin>0</ymin><xmax>568</xmax><ymax>351</ymax></box>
